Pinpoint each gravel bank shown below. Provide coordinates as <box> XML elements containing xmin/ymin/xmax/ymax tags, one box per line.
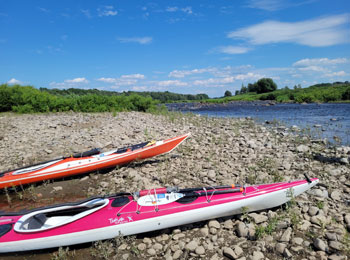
<box><xmin>0</xmin><ymin>111</ymin><xmax>349</xmax><ymax>259</ymax></box>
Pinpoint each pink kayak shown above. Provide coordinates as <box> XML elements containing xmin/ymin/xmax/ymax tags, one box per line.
<box><xmin>0</xmin><ymin>177</ymin><xmax>318</xmax><ymax>253</ymax></box>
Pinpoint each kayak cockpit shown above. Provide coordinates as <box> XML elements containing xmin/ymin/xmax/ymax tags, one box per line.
<box><xmin>14</xmin><ymin>198</ymin><xmax>109</xmax><ymax>233</ymax></box>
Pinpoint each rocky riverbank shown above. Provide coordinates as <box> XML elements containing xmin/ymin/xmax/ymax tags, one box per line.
<box><xmin>0</xmin><ymin>111</ymin><xmax>349</xmax><ymax>260</ymax></box>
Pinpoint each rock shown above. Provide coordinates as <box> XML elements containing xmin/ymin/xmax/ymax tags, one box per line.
<box><xmin>223</xmin><ymin>247</ymin><xmax>236</xmax><ymax>260</ymax></box>
<box><xmin>292</xmin><ymin>237</ymin><xmax>303</xmax><ymax>245</ymax></box>
<box><xmin>313</xmin><ymin>238</ymin><xmax>327</xmax><ymax>251</ymax></box>
<box><xmin>208</xmin><ymin>220</ymin><xmax>221</xmax><ymax>229</ymax></box>
<box><xmin>248</xmin><ymin>213</ymin><xmax>268</xmax><ymax>224</ymax></box>
<box><xmin>296</xmin><ymin>144</ymin><xmax>309</xmax><ymax>153</ymax></box>
<box><xmin>308</xmin><ymin>206</ymin><xmax>319</xmax><ymax>216</ymax></box>
<box><xmin>173</xmin><ymin>250</ymin><xmax>182</xmax><ymax>259</ymax></box>
<box><xmin>236</xmin><ymin>222</ymin><xmax>248</xmax><ymax>237</ymax></box>
<box><xmin>344</xmin><ymin>214</ymin><xmax>350</xmax><ymax>225</ymax></box>
<box><xmin>329</xmin><ymin>241</ymin><xmax>342</xmax><ymax>251</ymax></box>
<box><xmin>143</xmin><ymin>237</ymin><xmax>152</xmax><ymax>244</ymax></box>
<box><xmin>195</xmin><ymin>246</ymin><xmax>205</xmax><ymax>255</ymax></box>
<box><xmin>224</xmin><ymin>219</ymin><xmax>234</xmax><ymax>229</ymax></box>
<box><xmin>249</xmin><ymin>251</ymin><xmax>264</xmax><ymax>260</ymax></box>
<box><xmin>328</xmin><ymin>254</ymin><xmax>348</xmax><ymax>260</ymax></box>
<box><xmin>80</xmin><ymin>176</ymin><xmax>90</xmax><ymax>182</ymax></box>
<box><xmin>279</xmin><ymin>227</ymin><xmax>292</xmax><ymax>242</ymax></box>
<box><xmin>232</xmin><ymin>245</ymin><xmax>243</xmax><ymax>257</ymax></box>
<box><xmin>52</xmin><ymin>186</ymin><xmax>63</xmax><ymax>192</ymax></box>
<box><xmin>185</xmin><ymin>241</ymin><xmax>198</xmax><ymax>251</ymax></box>
<box><xmin>340</xmin><ymin>157</ymin><xmax>349</xmax><ymax>164</ymax></box>
<box><xmin>208</xmin><ymin>170</ymin><xmax>216</xmax><ymax>179</ymax></box>
<box><xmin>283</xmin><ymin>248</ymin><xmax>292</xmax><ymax>258</ymax></box>
<box><xmin>330</xmin><ymin>190</ymin><xmax>342</xmax><ymax>201</ymax></box>
<box><xmin>209</xmin><ymin>227</ymin><xmax>217</xmax><ymax>235</ymax></box>
<box><xmin>147</xmin><ymin>248</ymin><xmax>156</xmax><ymax>256</ymax></box>
<box><xmin>326</xmin><ymin>232</ymin><xmax>338</xmax><ymax>241</ymax></box>
<box><xmin>200</xmin><ymin>227</ymin><xmax>209</xmax><ymax>236</ymax></box>
<box><xmin>275</xmin><ymin>243</ymin><xmax>286</xmax><ymax>254</ymax></box>
<box><xmin>153</xmin><ymin>243</ymin><xmax>163</xmax><ymax>251</ymax></box>
<box><xmin>137</xmin><ymin>243</ymin><xmax>146</xmax><ymax>251</ymax></box>
<box><xmin>99</xmin><ymin>181</ymin><xmax>109</xmax><ymax>188</ymax></box>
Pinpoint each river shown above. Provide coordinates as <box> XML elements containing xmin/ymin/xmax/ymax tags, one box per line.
<box><xmin>167</xmin><ymin>102</ymin><xmax>350</xmax><ymax>146</ymax></box>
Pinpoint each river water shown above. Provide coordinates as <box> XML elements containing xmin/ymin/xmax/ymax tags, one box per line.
<box><xmin>167</xmin><ymin>102</ymin><xmax>350</xmax><ymax>146</ymax></box>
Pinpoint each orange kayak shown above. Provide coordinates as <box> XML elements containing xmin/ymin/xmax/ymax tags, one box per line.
<box><xmin>0</xmin><ymin>133</ymin><xmax>190</xmax><ymax>189</ymax></box>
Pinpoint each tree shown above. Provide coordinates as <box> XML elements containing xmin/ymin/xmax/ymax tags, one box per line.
<box><xmin>224</xmin><ymin>90</ymin><xmax>232</xmax><ymax>97</ymax></box>
<box><xmin>240</xmin><ymin>86</ymin><xmax>248</xmax><ymax>94</ymax></box>
<box><xmin>255</xmin><ymin>78</ymin><xmax>277</xmax><ymax>94</ymax></box>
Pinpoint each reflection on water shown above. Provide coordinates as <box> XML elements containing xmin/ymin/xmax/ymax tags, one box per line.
<box><xmin>167</xmin><ymin>102</ymin><xmax>350</xmax><ymax>145</ymax></box>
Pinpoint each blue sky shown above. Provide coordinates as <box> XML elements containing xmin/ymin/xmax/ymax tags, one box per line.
<box><xmin>1</xmin><ymin>0</ymin><xmax>350</xmax><ymax>97</ymax></box>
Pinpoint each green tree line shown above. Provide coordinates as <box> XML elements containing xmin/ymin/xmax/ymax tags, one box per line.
<box><xmin>40</xmin><ymin>88</ymin><xmax>208</xmax><ymax>103</ymax></box>
<box><xmin>218</xmin><ymin>81</ymin><xmax>350</xmax><ymax>104</ymax></box>
<box><xmin>0</xmin><ymin>84</ymin><xmax>158</xmax><ymax>113</ymax></box>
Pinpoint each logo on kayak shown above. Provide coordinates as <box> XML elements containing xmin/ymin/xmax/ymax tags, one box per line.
<box><xmin>109</xmin><ymin>215</ymin><xmax>133</xmax><ymax>225</ymax></box>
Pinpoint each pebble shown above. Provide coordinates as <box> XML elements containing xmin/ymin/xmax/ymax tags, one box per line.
<box><xmin>279</xmin><ymin>227</ymin><xmax>292</xmax><ymax>242</ymax></box>
<box><xmin>313</xmin><ymin>238</ymin><xmax>327</xmax><ymax>251</ymax></box>
<box><xmin>185</xmin><ymin>241</ymin><xmax>198</xmax><ymax>251</ymax></box>
<box><xmin>195</xmin><ymin>246</ymin><xmax>205</xmax><ymax>255</ymax></box>
<box><xmin>208</xmin><ymin>220</ymin><xmax>221</xmax><ymax>229</ymax></box>
<box><xmin>172</xmin><ymin>250</ymin><xmax>182</xmax><ymax>259</ymax></box>
<box><xmin>248</xmin><ymin>213</ymin><xmax>268</xmax><ymax>224</ymax></box>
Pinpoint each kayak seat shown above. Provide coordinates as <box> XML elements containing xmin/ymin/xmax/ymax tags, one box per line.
<box><xmin>111</xmin><ymin>196</ymin><xmax>130</xmax><ymax>207</ymax></box>
<box><xmin>73</xmin><ymin>148</ymin><xmax>101</xmax><ymax>158</ymax></box>
<box><xmin>115</xmin><ymin>141</ymin><xmax>150</xmax><ymax>154</ymax></box>
<box><xmin>26</xmin><ymin>213</ymin><xmax>47</xmax><ymax>230</ymax></box>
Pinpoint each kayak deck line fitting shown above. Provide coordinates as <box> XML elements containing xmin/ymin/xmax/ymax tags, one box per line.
<box><xmin>0</xmin><ymin>133</ymin><xmax>190</xmax><ymax>189</ymax></box>
<box><xmin>0</xmin><ymin>177</ymin><xmax>319</xmax><ymax>253</ymax></box>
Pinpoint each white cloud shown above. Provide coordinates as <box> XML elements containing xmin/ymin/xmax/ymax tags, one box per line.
<box><xmin>166</xmin><ymin>6</ymin><xmax>193</xmax><ymax>14</ymax></box>
<box><xmin>81</xmin><ymin>9</ymin><xmax>92</xmax><ymax>18</ymax></box>
<box><xmin>166</xmin><ymin>7</ymin><xmax>178</xmax><ymax>12</ymax></box>
<box><xmin>157</xmin><ymin>80</ymin><xmax>188</xmax><ymax>87</ymax></box>
<box><xmin>228</xmin><ymin>14</ymin><xmax>350</xmax><ymax>47</ymax></box>
<box><xmin>7</xmin><ymin>78</ymin><xmax>22</xmax><ymax>85</ymax></box>
<box><xmin>118</xmin><ymin>37</ymin><xmax>153</xmax><ymax>45</ymax></box>
<box><xmin>246</xmin><ymin>0</ymin><xmax>285</xmax><ymax>11</ymax></box>
<box><xmin>216</xmin><ymin>45</ymin><xmax>251</xmax><ymax>54</ymax></box>
<box><xmin>49</xmin><ymin>77</ymin><xmax>89</xmax><ymax>88</ymax></box>
<box><xmin>324</xmin><ymin>71</ymin><xmax>347</xmax><ymax>77</ymax></box>
<box><xmin>169</xmin><ymin>68</ymin><xmax>215</xmax><ymax>78</ymax></box>
<box><xmin>38</xmin><ymin>7</ymin><xmax>50</xmax><ymax>13</ymax></box>
<box><xmin>193</xmin><ymin>72</ymin><xmax>263</xmax><ymax>87</ymax></box>
<box><xmin>98</xmin><ymin>6</ymin><xmax>117</xmax><ymax>17</ymax></box>
<box><xmin>64</xmin><ymin>77</ymin><xmax>89</xmax><ymax>84</ymax></box>
<box><xmin>293</xmin><ymin>58</ymin><xmax>348</xmax><ymax>67</ymax></box>
<box><xmin>97</xmin><ymin>74</ymin><xmax>145</xmax><ymax>86</ymax></box>
<box><xmin>181</xmin><ymin>7</ymin><xmax>193</xmax><ymax>15</ymax></box>
<box><xmin>97</xmin><ymin>77</ymin><xmax>116</xmax><ymax>83</ymax></box>
<box><xmin>246</xmin><ymin>0</ymin><xmax>313</xmax><ymax>11</ymax></box>
<box><xmin>121</xmin><ymin>74</ymin><xmax>145</xmax><ymax>79</ymax></box>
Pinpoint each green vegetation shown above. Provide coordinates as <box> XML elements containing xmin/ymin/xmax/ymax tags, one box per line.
<box><xmin>0</xmin><ymin>84</ymin><xmax>158</xmax><ymax>113</ymax></box>
<box><xmin>40</xmin><ymin>87</ymin><xmax>209</xmax><ymax>103</ymax></box>
<box><xmin>209</xmin><ymin>81</ymin><xmax>350</xmax><ymax>104</ymax></box>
